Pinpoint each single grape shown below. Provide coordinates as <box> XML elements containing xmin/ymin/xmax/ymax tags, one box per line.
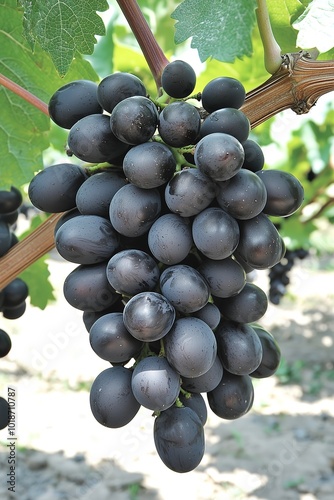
<box><xmin>48</xmin><ymin>80</ymin><xmax>102</xmax><ymax>129</ymax></box>
<box><xmin>3</xmin><ymin>302</ymin><xmax>26</xmax><ymax>320</ymax></box>
<box><xmin>28</xmin><ymin>163</ymin><xmax>87</xmax><ymax>213</ymax></box>
<box><xmin>63</xmin><ymin>262</ymin><xmax>120</xmax><ymax>312</ymax></box>
<box><xmin>68</xmin><ymin>114</ymin><xmax>130</xmax><ymax>163</ymax></box>
<box><xmin>194</xmin><ymin>132</ymin><xmax>244</xmax><ymax>182</ymax></box>
<box><xmin>148</xmin><ymin>214</ymin><xmax>193</xmax><ymax>265</ymax></box>
<box><xmin>216</xmin><ymin>168</ymin><xmax>267</xmax><ymax>220</ymax></box>
<box><xmin>202</xmin><ymin>76</ymin><xmax>245</xmax><ymax>111</ymax></box>
<box><xmin>0</xmin><ymin>329</ymin><xmax>12</xmax><ymax>358</ymax></box>
<box><xmin>90</xmin><ymin>366</ymin><xmax>140</xmax><ymax>428</ymax></box>
<box><xmin>0</xmin><ymin>221</ymin><xmax>11</xmax><ymax>257</ymax></box>
<box><xmin>236</xmin><ymin>213</ymin><xmax>285</xmax><ymax>269</ymax></box>
<box><xmin>242</xmin><ymin>139</ymin><xmax>265</xmax><ymax>171</ymax></box>
<box><xmin>123</xmin><ymin>292</ymin><xmax>176</xmax><ymax>342</ymax></box>
<box><xmin>200</xmin><ymin>108</ymin><xmax>250</xmax><ymax>143</ymax></box>
<box><xmin>0</xmin><ymin>210</ymin><xmax>19</xmax><ymax>226</ymax></box>
<box><xmin>181</xmin><ymin>355</ymin><xmax>224</xmax><ymax>393</ymax></box>
<box><xmin>131</xmin><ymin>356</ymin><xmax>180</xmax><ymax>411</ymax></box>
<box><xmin>207</xmin><ymin>370</ymin><xmax>254</xmax><ymax>420</ymax></box>
<box><xmin>122</xmin><ymin>142</ymin><xmax>176</xmax><ymax>189</ymax></box>
<box><xmin>0</xmin><ymin>187</ymin><xmax>23</xmax><ymax>214</ymax></box>
<box><xmin>164</xmin><ymin>317</ymin><xmax>217</xmax><ymax>378</ymax></box>
<box><xmin>109</xmin><ymin>184</ymin><xmax>161</xmax><ymax>237</ymax></box>
<box><xmin>2</xmin><ymin>278</ymin><xmax>29</xmax><ymax>308</ymax></box>
<box><xmin>192</xmin><ymin>207</ymin><xmax>240</xmax><ymax>260</ymax></box>
<box><xmin>159</xmin><ymin>265</ymin><xmax>210</xmax><ymax>314</ymax></box>
<box><xmin>110</xmin><ymin>96</ymin><xmax>159</xmax><ymax>145</ymax></box>
<box><xmin>178</xmin><ymin>393</ymin><xmax>208</xmax><ymax>426</ymax></box>
<box><xmin>198</xmin><ymin>256</ymin><xmax>246</xmax><ymax>298</ymax></box>
<box><xmin>97</xmin><ymin>72</ymin><xmax>146</xmax><ymax>113</ymax></box>
<box><xmin>153</xmin><ymin>406</ymin><xmax>205</xmax><ymax>473</ymax></box>
<box><xmin>215</xmin><ymin>320</ymin><xmax>263</xmax><ymax>375</ymax></box>
<box><xmin>214</xmin><ymin>282</ymin><xmax>268</xmax><ymax>323</ymax></box>
<box><xmin>193</xmin><ymin>302</ymin><xmax>221</xmax><ymax>330</ymax></box>
<box><xmin>256</xmin><ymin>170</ymin><xmax>304</xmax><ymax>217</ymax></box>
<box><xmin>161</xmin><ymin>60</ymin><xmax>196</xmax><ymax>98</ymax></box>
<box><xmin>158</xmin><ymin>101</ymin><xmax>201</xmax><ymax>147</ymax></box>
<box><xmin>165</xmin><ymin>168</ymin><xmax>217</xmax><ymax>217</ymax></box>
<box><xmin>250</xmin><ymin>326</ymin><xmax>281</xmax><ymax>378</ymax></box>
<box><xmin>55</xmin><ymin>215</ymin><xmax>120</xmax><ymax>265</ymax></box>
<box><xmin>76</xmin><ymin>170</ymin><xmax>127</xmax><ymax>218</ymax></box>
<box><xmin>106</xmin><ymin>249</ymin><xmax>160</xmax><ymax>296</ymax></box>
<box><xmin>89</xmin><ymin>312</ymin><xmax>143</xmax><ymax>363</ymax></box>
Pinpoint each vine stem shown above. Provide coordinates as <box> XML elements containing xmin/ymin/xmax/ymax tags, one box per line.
<box><xmin>0</xmin><ymin>73</ymin><xmax>49</xmax><ymax>116</ymax></box>
<box><xmin>115</xmin><ymin>0</ymin><xmax>169</xmax><ymax>90</ymax></box>
<box><xmin>256</xmin><ymin>0</ymin><xmax>282</xmax><ymax>75</ymax></box>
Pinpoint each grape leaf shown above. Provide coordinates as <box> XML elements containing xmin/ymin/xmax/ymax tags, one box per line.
<box><xmin>171</xmin><ymin>0</ymin><xmax>257</xmax><ymax>63</ymax></box>
<box><xmin>293</xmin><ymin>0</ymin><xmax>334</xmax><ymax>53</ymax></box>
<box><xmin>0</xmin><ymin>0</ymin><xmax>99</xmax><ymax>190</ymax></box>
<box><xmin>19</xmin><ymin>255</ymin><xmax>56</xmax><ymax>309</ymax></box>
<box><xmin>266</xmin><ymin>0</ymin><xmax>306</xmax><ymax>53</ymax></box>
<box><xmin>20</xmin><ymin>0</ymin><xmax>108</xmax><ymax>76</ymax></box>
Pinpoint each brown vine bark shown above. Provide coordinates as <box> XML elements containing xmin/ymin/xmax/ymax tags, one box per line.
<box><xmin>1</xmin><ymin>52</ymin><xmax>334</xmax><ymax>289</ymax></box>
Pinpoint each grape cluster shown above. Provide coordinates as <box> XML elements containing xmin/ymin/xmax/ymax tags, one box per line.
<box><xmin>0</xmin><ymin>187</ymin><xmax>30</xmax><ymax>429</ymax></box>
<box><xmin>268</xmin><ymin>247</ymin><xmax>309</xmax><ymax>304</ymax></box>
<box><xmin>27</xmin><ymin>60</ymin><xmax>304</xmax><ymax>472</ymax></box>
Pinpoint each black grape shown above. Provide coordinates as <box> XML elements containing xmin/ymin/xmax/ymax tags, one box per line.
<box><xmin>164</xmin><ymin>168</ymin><xmax>216</xmax><ymax>217</ymax></box>
<box><xmin>82</xmin><ymin>299</ymin><xmax>124</xmax><ymax>332</ymax></box>
<box><xmin>198</xmin><ymin>256</ymin><xmax>246</xmax><ymax>298</ymax></box>
<box><xmin>268</xmin><ymin>247</ymin><xmax>308</xmax><ymax>304</ymax></box>
<box><xmin>181</xmin><ymin>355</ymin><xmax>224</xmax><ymax>393</ymax></box>
<box><xmin>110</xmin><ymin>96</ymin><xmax>159</xmax><ymax>145</ymax></box>
<box><xmin>90</xmin><ymin>366</ymin><xmax>140</xmax><ymax>428</ymax></box>
<box><xmin>68</xmin><ymin>114</ymin><xmax>130</xmax><ymax>163</ymax></box>
<box><xmin>256</xmin><ymin>170</ymin><xmax>304</xmax><ymax>217</ymax></box>
<box><xmin>0</xmin><ymin>187</ymin><xmax>23</xmax><ymax>214</ymax></box>
<box><xmin>194</xmin><ymin>132</ymin><xmax>244</xmax><ymax>182</ymax></box>
<box><xmin>236</xmin><ymin>213</ymin><xmax>285</xmax><ymax>269</ymax></box>
<box><xmin>164</xmin><ymin>317</ymin><xmax>217</xmax><ymax>378</ymax></box>
<box><xmin>2</xmin><ymin>278</ymin><xmax>29</xmax><ymax>308</ymax></box>
<box><xmin>106</xmin><ymin>249</ymin><xmax>160</xmax><ymax>296</ymax></box>
<box><xmin>193</xmin><ymin>302</ymin><xmax>221</xmax><ymax>330</ymax></box>
<box><xmin>89</xmin><ymin>312</ymin><xmax>143</xmax><ymax>363</ymax></box>
<box><xmin>48</xmin><ymin>80</ymin><xmax>102</xmax><ymax>129</ymax></box>
<box><xmin>161</xmin><ymin>60</ymin><xmax>196</xmax><ymax>98</ymax></box>
<box><xmin>122</xmin><ymin>142</ymin><xmax>176</xmax><ymax>189</ymax></box>
<box><xmin>160</xmin><ymin>265</ymin><xmax>210</xmax><ymax>314</ymax></box>
<box><xmin>55</xmin><ymin>215</ymin><xmax>119</xmax><ymax>264</ymax></box>
<box><xmin>216</xmin><ymin>169</ymin><xmax>267</xmax><ymax>219</ymax></box>
<box><xmin>148</xmin><ymin>214</ymin><xmax>193</xmax><ymax>265</ymax></box>
<box><xmin>201</xmin><ymin>77</ymin><xmax>246</xmax><ymax>112</ymax></box>
<box><xmin>250</xmin><ymin>325</ymin><xmax>282</xmax><ymax>378</ymax></box>
<box><xmin>0</xmin><ymin>397</ymin><xmax>10</xmax><ymax>430</ymax></box>
<box><xmin>28</xmin><ymin>163</ymin><xmax>87</xmax><ymax>213</ymax></box>
<box><xmin>207</xmin><ymin>370</ymin><xmax>254</xmax><ymax>420</ymax></box>
<box><xmin>3</xmin><ymin>302</ymin><xmax>26</xmax><ymax>320</ymax></box>
<box><xmin>242</xmin><ymin>139</ymin><xmax>265</xmax><ymax>171</ymax></box>
<box><xmin>158</xmin><ymin>101</ymin><xmax>201</xmax><ymax>147</ymax></box>
<box><xmin>178</xmin><ymin>393</ymin><xmax>208</xmax><ymax>426</ymax></box>
<box><xmin>200</xmin><ymin>108</ymin><xmax>250</xmax><ymax>143</ymax></box>
<box><xmin>0</xmin><ymin>210</ymin><xmax>19</xmax><ymax>226</ymax></box>
<box><xmin>109</xmin><ymin>184</ymin><xmax>161</xmax><ymax>237</ymax></box>
<box><xmin>215</xmin><ymin>320</ymin><xmax>263</xmax><ymax>375</ymax></box>
<box><xmin>0</xmin><ymin>220</ymin><xmax>11</xmax><ymax>257</ymax></box>
<box><xmin>131</xmin><ymin>356</ymin><xmax>180</xmax><ymax>411</ymax></box>
<box><xmin>63</xmin><ymin>262</ymin><xmax>120</xmax><ymax>312</ymax></box>
<box><xmin>214</xmin><ymin>282</ymin><xmax>268</xmax><ymax>323</ymax></box>
<box><xmin>0</xmin><ymin>329</ymin><xmax>12</xmax><ymax>358</ymax></box>
<box><xmin>97</xmin><ymin>72</ymin><xmax>146</xmax><ymax>113</ymax></box>
<box><xmin>76</xmin><ymin>170</ymin><xmax>127</xmax><ymax>218</ymax></box>
<box><xmin>153</xmin><ymin>406</ymin><xmax>205</xmax><ymax>473</ymax></box>
<box><xmin>123</xmin><ymin>292</ymin><xmax>176</xmax><ymax>342</ymax></box>
<box><xmin>192</xmin><ymin>207</ymin><xmax>240</xmax><ymax>260</ymax></box>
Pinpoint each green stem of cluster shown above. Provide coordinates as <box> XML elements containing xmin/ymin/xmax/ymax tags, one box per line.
<box><xmin>179</xmin><ymin>386</ymin><xmax>192</xmax><ymax>399</ymax></box>
<box><xmin>158</xmin><ymin>338</ymin><xmax>166</xmax><ymax>357</ymax></box>
<box><xmin>84</xmin><ymin>162</ymin><xmax>120</xmax><ymax>175</ymax></box>
<box><xmin>256</xmin><ymin>0</ymin><xmax>283</xmax><ymax>75</ymax></box>
<box><xmin>174</xmin><ymin>397</ymin><xmax>185</xmax><ymax>408</ymax></box>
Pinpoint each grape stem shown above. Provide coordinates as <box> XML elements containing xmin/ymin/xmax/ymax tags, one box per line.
<box><xmin>256</xmin><ymin>0</ymin><xmax>283</xmax><ymax>75</ymax></box>
<box><xmin>115</xmin><ymin>0</ymin><xmax>169</xmax><ymax>90</ymax></box>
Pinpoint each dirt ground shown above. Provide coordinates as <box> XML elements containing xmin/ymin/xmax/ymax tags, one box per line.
<box><xmin>0</xmin><ymin>252</ymin><xmax>333</xmax><ymax>500</ymax></box>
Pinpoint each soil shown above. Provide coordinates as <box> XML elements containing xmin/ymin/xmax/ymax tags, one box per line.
<box><xmin>0</xmin><ymin>253</ymin><xmax>333</xmax><ymax>500</ymax></box>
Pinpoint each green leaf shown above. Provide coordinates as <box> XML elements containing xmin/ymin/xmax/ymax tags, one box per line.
<box><xmin>0</xmin><ymin>0</ymin><xmax>99</xmax><ymax>190</ymax></box>
<box><xmin>20</xmin><ymin>0</ymin><xmax>108</xmax><ymax>76</ymax></box>
<box><xmin>171</xmin><ymin>0</ymin><xmax>257</xmax><ymax>63</ymax></box>
<box><xmin>293</xmin><ymin>0</ymin><xmax>334</xmax><ymax>53</ymax></box>
<box><xmin>19</xmin><ymin>256</ymin><xmax>56</xmax><ymax>309</ymax></box>
<box><xmin>266</xmin><ymin>0</ymin><xmax>306</xmax><ymax>52</ymax></box>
